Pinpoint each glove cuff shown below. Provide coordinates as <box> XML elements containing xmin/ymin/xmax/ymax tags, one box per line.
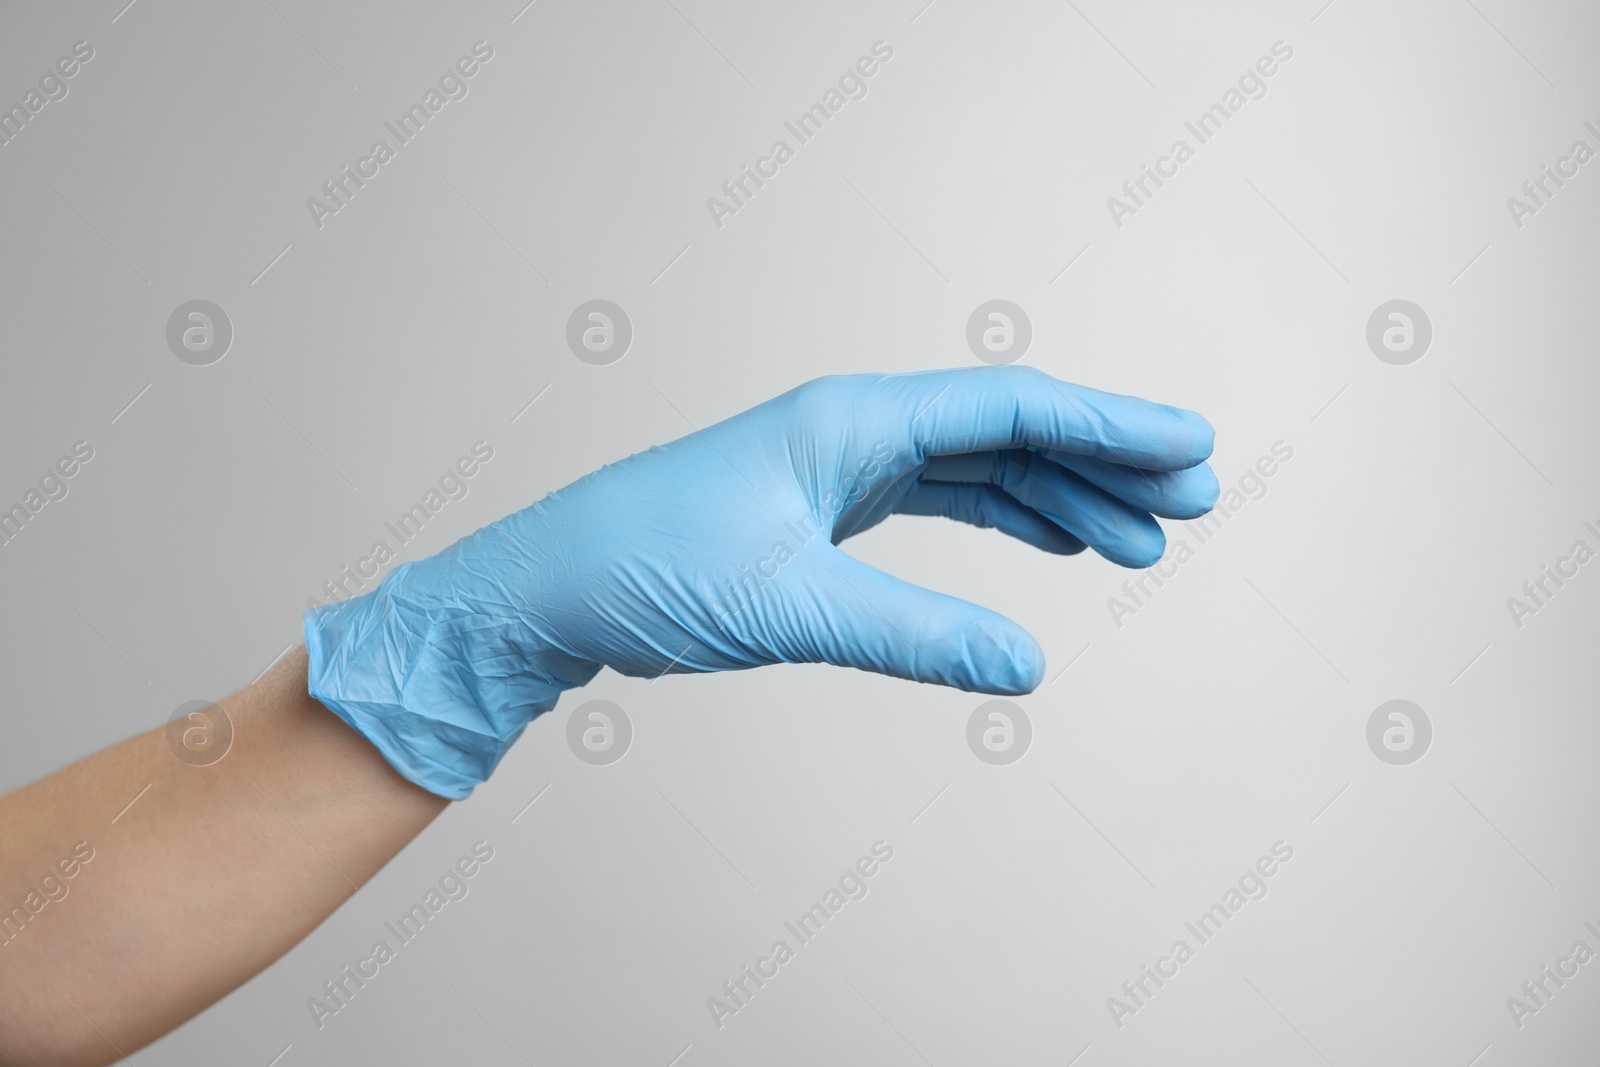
<box><xmin>303</xmin><ymin>564</ymin><xmax>598</xmax><ymax>800</ymax></box>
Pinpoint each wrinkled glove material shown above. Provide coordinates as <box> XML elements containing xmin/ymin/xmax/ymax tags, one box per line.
<box><xmin>305</xmin><ymin>368</ymin><xmax>1217</xmax><ymax>799</ymax></box>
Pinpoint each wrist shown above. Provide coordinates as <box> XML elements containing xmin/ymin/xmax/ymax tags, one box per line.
<box><xmin>303</xmin><ymin>550</ymin><xmax>597</xmax><ymax>800</ymax></box>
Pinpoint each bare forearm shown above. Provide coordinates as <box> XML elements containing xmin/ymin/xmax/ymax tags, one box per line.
<box><xmin>0</xmin><ymin>648</ymin><xmax>447</xmax><ymax>1067</ymax></box>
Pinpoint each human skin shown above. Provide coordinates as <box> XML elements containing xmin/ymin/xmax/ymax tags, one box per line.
<box><xmin>0</xmin><ymin>368</ymin><xmax>1216</xmax><ymax>1065</ymax></box>
<box><xmin>0</xmin><ymin>649</ymin><xmax>447</xmax><ymax>1067</ymax></box>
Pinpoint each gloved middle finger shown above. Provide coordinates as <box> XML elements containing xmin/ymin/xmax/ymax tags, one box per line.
<box><xmin>922</xmin><ymin>451</ymin><xmax>1166</xmax><ymax>567</ymax></box>
<box><xmin>1038</xmin><ymin>449</ymin><xmax>1219</xmax><ymax>520</ymax></box>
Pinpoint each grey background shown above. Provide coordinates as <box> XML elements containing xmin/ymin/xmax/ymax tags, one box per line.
<box><xmin>2</xmin><ymin>0</ymin><xmax>1597</xmax><ymax>1063</ymax></box>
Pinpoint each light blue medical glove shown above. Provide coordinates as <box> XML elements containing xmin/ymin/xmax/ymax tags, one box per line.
<box><xmin>305</xmin><ymin>367</ymin><xmax>1217</xmax><ymax>798</ymax></box>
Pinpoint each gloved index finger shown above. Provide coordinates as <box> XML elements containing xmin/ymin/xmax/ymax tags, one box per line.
<box><xmin>889</xmin><ymin>367</ymin><xmax>1215</xmax><ymax>472</ymax></box>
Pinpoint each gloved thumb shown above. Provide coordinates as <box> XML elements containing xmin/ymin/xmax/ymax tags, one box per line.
<box><xmin>799</xmin><ymin>549</ymin><xmax>1046</xmax><ymax>694</ymax></box>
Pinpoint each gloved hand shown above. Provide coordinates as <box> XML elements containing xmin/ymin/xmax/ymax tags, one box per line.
<box><xmin>305</xmin><ymin>367</ymin><xmax>1217</xmax><ymax>798</ymax></box>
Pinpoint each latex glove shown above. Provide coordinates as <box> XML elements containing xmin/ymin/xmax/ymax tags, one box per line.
<box><xmin>305</xmin><ymin>367</ymin><xmax>1217</xmax><ymax>799</ymax></box>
